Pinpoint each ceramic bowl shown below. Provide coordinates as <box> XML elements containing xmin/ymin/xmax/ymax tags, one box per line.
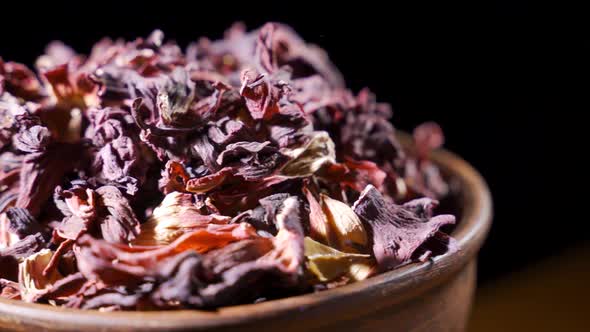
<box><xmin>0</xmin><ymin>143</ymin><xmax>492</xmax><ymax>332</ymax></box>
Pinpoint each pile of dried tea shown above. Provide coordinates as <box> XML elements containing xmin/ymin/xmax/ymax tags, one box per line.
<box><xmin>0</xmin><ymin>23</ymin><xmax>456</xmax><ymax>310</ymax></box>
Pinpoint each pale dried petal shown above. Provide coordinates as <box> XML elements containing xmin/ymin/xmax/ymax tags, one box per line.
<box><xmin>280</xmin><ymin>131</ymin><xmax>335</xmax><ymax>177</ymax></box>
<box><xmin>320</xmin><ymin>194</ymin><xmax>368</xmax><ymax>253</ymax></box>
<box><xmin>18</xmin><ymin>249</ymin><xmax>63</xmax><ymax>302</ymax></box>
<box><xmin>260</xmin><ymin>196</ymin><xmax>304</xmax><ymax>276</ymax></box>
<box><xmin>302</xmin><ymin>186</ymin><xmax>331</xmax><ymax>244</ymax></box>
<box><xmin>304</xmin><ymin>237</ymin><xmax>371</xmax><ymax>282</ymax></box>
<box><xmin>135</xmin><ymin>192</ymin><xmax>231</xmax><ymax>245</ymax></box>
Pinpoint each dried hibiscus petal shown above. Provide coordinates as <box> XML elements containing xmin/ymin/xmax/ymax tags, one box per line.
<box><xmin>304</xmin><ymin>237</ymin><xmax>372</xmax><ymax>283</ymax></box>
<box><xmin>16</xmin><ymin>143</ymin><xmax>82</xmax><ymax>217</ymax></box>
<box><xmin>0</xmin><ymin>233</ymin><xmax>46</xmax><ymax>281</ymax></box>
<box><xmin>319</xmin><ymin>158</ymin><xmax>387</xmax><ymax>193</ymax></box>
<box><xmin>0</xmin><ymin>59</ymin><xmax>44</xmax><ymax>100</ymax></box>
<box><xmin>55</xmin><ymin>187</ymin><xmax>96</xmax><ymax>240</ymax></box>
<box><xmin>320</xmin><ymin>194</ymin><xmax>368</xmax><ymax>253</ymax></box>
<box><xmin>4</xmin><ymin>207</ymin><xmax>44</xmax><ymax>242</ymax></box>
<box><xmin>259</xmin><ymin>196</ymin><xmax>305</xmax><ymax>276</ymax></box>
<box><xmin>18</xmin><ymin>249</ymin><xmax>63</xmax><ymax>302</ymax></box>
<box><xmin>353</xmin><ymin>185</ymin><xmax>455</xmax><ymax>270</ymax></box>
<box><xmin>75</xmin><ymin>221</ymin><xmax>257</xmax><ymax>287</ymax></box>
<box><xmin>95</xmin><ymin>186</ymin><xmax>141</xmax><ymax>243</ymax></box>
<box><xmin>0</xmin><ymin>22</ymin><xmax>456</xmax><ymax>310</ymax></box>
<box><xmin>159</xmin><ymin>161</ymin><xmax>190</xmax><ymax>194</ymax></box>
<box><xmin>280</xmin><ymin>131</ymin><xmax>336</xmax><ymax>177</ymax></box>
<box><xmin>0</xmin><ymin>278</ymin><xmax>21</xmax><ymax>300</ymax></box>
<box><xmin>134</xmin><ymin>191</ymin><xmax>231</xmax><ymax>245</ymax></box>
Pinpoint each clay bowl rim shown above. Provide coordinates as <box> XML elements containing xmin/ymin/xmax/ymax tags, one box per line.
<box><xmin>0</xmin><ymin>144</ymin><xmax>492</xmax><ymax>330</ymax></box>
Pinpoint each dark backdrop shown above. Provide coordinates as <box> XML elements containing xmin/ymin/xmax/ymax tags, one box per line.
<box><xmin>0</xmin><ymin>2</ymin><xmax>578</xmax><ymax>284</ymax></box>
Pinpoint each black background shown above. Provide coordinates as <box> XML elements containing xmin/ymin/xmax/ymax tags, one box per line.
<box><xmin>0</xmin><ymin>2</ymin><xmax>581</xmax><ymax>284</ymax></box>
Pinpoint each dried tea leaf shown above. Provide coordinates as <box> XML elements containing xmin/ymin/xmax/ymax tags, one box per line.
<box><xmin>156</xmin><ymin>67</ymin><xmax>196</xmax><ymax>126</ymax></box>
<box><xmin>16</xmin><ymin>143</ymin><xmax>82</xmax><ymax>218</ymax></box>
<box><xmin>35</xmin><ymin>272</ymin><xmax>87</xmax><ymax>303</ymax></box>
<box><xmin>0</xmin><ymin>233</ymin><xmax>46</xmax><ymax>281</ymax></box>
<box><xmin>75</xmin><ymin>222</ymin><xmax>258</xmax><ymax>287</ymax></box>
<box><xmin>202</xmin><ymin>238</ymin><xmax>274</xmax><ymax>275</ymax></box>
<box><xmin>319</xmin><ymin>158</ymin><xmax>387</xmax><ymax>193</ymax></box>
<box><xmin>0</xmin><ymin>233</ymin><xmax>46</xmax><ymax>260</ymax></box>
<box><xmin>13</xmin><ymin>125</ymin><xmax>51</xmax><ymax>153</ymax></box>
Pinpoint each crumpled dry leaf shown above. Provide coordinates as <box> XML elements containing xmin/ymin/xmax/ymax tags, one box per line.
<box><xmin>302</xmin><ymin>185</ymin><xmax>368</xmax><ymax>254</ymax></box>
<box><xmin>76</xmin><ymin>221</ymin><xmax>258</xmax><ymax>285</ymax></box>
<box><xmin>231</xmin><ymin>193</ymin><xmax>291</xmax><ymax>234</ymax></box>
<box><xmin>216</xmin><ymin>141</ymin><xmax>288</xmax><ymax>181</ymax></box>
<box><xmin>13</xmin><ymin>125</ymin><xmax>51</xmax><ymax>153</ymax></box>
<box><xmin>304</xmin><ymin>237</ymin><xmax>372</xmax><ymax>282</ymax></box>
<box><xmin>37</xmin><ymin>44</ymin><xmax>99</xmax><ymax>109</ymax></box>
<box><xmin>401</xmin><ymin>122</ymin><xmax>449</xmax><ymax>199</ymax></box>
<box><xmin>33</xmin><ymin>272</ymin><xmax>87</xmax><ymax>304</ymax></box>
<box><xmin>155</xmin><ymin>67</ymin><xmax>196</xmax><ymax>126</ymax></box>
<box><xmin>185</xmin><ymin>167</ymin><xmax>234</xmax><ymax>194</ymax></box>
<box><xmin>18</xmin><ymin>249</ymin><xmax>63</xmax><ymax>302</ymax></box>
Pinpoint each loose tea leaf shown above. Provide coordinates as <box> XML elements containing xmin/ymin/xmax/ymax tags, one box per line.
<box><xmin>0</xmin><ymin>22</ymin><xmax>456</xmax><ymax>310</ymax></box>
